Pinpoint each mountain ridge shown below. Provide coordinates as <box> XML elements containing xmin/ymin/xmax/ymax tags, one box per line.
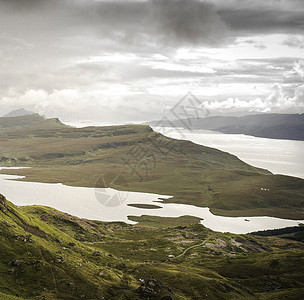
<box><xmin>0</xmin><ymin>114</ymin><xmax>67</xmax><ymax>131</ymax></box>
<box><xmin>146</xmin><ymin>113</ymin><xmax>304</xmax><ymax>141</ymax></box>
<box><xmin>3</xmin><ymin>108</ymin><xmax>36</xmax><ymax>118</ymax></box>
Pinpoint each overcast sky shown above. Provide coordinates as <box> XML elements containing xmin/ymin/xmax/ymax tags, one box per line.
<box><xmin>1</xmin><ymin>0</ymin><xmax>304</xmax><ymax>122</ymax></box>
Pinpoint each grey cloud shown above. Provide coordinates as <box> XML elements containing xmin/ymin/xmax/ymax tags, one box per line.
<box><xmin>85</xmin><ymin>0</ymin><xmax>230</xmax><ymax>47</ymax></box>
<box><xmin>1</xmin><ymin>0</ymin><xmax>304</xmax><ymax>120</ymax></box>
<box><xmin>292</xmin><ymin>60</ymin><xmax>304</xmax><ymax>80</ymax></box>
<box><xmin>148</xmin><ymin>0</ymin><xmax>228</xmax><ymax>46</ymax></box>
<box><xmin>201</xmin><ymin>82</ymin><xmax>304</xmax><ymax>115</ymax></box>
<box><xmin>283</xmin><ymin>36</ymin><xmax>304</xmax><ymax>49</ymax></box>
<box><xmin>213</xmin><ymin>0</ymin><xmax>304</xmax><ymax>11</ymax></box>
<box><xmin>0</xmin><ymin>0</ymin><xmax>231</xmax><ymax>96</ymax></box>
<box><xmin>0</xmin><ymin>0</ymin><xmax>44</xmax><ymax>10</ymax></box>
<box><xmin>218</xmin><ymin>9</ymin><xmax>304</xmax><ymax>35</ymax></box>
<box><xmin>266</xmin><ymin>83</ymin><xmax>304</xmax><ymax>109</ymax></box>
<box><xmin>0</xmin><ymin>0</ymin><xmax>230</xmax><ymax>49</ymax></box>
<box><xmin>238</xmin><ymin>57</ymin><xmax>300</xmax><ymax>66</ymax></box>
<box><xmin>211</xmin><ymin>0</ymin><xmax>304</xmax><ymax>35</ymax></box>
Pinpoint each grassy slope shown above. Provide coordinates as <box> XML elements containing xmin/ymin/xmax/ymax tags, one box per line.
<box><xmin>251</xmin><ymin>226</ymin><xmax>304</xmax><ymax>243</ymax></box>
<box><xmin>0</xmin><ymin>194</ymin><xmax>304</xmax><ymax>299</ymax></box>
<box><xmin>0</xmin><ymin>115</ymin><xmax>304</xmax><ymax>219</ymax></box>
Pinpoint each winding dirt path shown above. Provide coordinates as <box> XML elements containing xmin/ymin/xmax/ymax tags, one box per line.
<box><xmin>170</xmin><ymin>237</ymin><xmax>210</xmax><ymax>259</ymax></box>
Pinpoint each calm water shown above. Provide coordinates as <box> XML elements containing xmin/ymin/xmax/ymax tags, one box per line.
<box><xmin>0</xmin><ymin>167</ymin><xmax>302</xmax><ymax>234</ymax></box>
<box><xmin>65</xmin><ymin>121</ymin><xmax>304</xmax><ymax>179</ymax></box>
<box><xmin>152</xmin><ymin>127</ymin><xmax>304</xmax><ymax>179</ymax></box>
<box><xmin>1</xmin><ymin>123</ymin><xmax>303</xmax><ymax>233</ymax></box>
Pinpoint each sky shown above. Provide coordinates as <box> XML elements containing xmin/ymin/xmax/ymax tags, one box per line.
<box><xmin>0</xmin><ymin>0</ymin><xmax>304</xmax><ymax>122</ymax></box>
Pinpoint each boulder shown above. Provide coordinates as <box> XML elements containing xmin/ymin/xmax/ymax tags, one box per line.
<box><xmin>136</xmin><ymin>278</ymin><xmax>174</xmax><ymax>298</ymax></box>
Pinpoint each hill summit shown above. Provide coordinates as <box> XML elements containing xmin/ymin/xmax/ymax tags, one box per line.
<box><xmin>3</xmin><ymin>108</ymin><xmax>36</xmax><ymax>118</ymax></box>
<box><xmin>0</xmin><ymin>113</ymin><xmax>67</xmax><ymax>130</ymax></box>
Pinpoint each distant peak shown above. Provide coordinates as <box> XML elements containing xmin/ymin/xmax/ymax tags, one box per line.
<box><xmin>3</xmin><ymin>108</ymin><xmax>36</xmax><ymax>118</ymax></box>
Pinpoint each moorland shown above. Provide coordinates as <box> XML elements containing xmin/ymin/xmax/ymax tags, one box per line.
<box><xmin>0</xmin><ymin>114</ymin><xmax>304</xmax><ymax>219</ymax></box>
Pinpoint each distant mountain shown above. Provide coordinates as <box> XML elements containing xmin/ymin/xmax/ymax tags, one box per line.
<box><xmin>146</xmin><ymin>113</ymin><xmax>304</xmax><ymax>141</ymax></box>
<box><xmin>0</xmin><ymin>113</ymin><xmax>67</xmax><ymax>131</ymax></box>
<box><xmin>3</xmin><ymin>108</ymin><xmax>35</xmax><ymax>118</ymax></box>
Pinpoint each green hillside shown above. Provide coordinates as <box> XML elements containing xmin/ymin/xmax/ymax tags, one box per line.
<box><xmin>1</xmin><ymin>194</ymin><xmax>304</xmax><ymax>299</ymax></box>
<box><xmin>0</xmin><ymin>115</ymin><xmax>304</xmax><ymax>219</ymax></box>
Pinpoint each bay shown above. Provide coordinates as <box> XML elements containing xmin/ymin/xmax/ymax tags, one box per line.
<box><xmin>0</xmin><ymin>167</ymin><xmax>302</xmax><ymax>234</ymax></box>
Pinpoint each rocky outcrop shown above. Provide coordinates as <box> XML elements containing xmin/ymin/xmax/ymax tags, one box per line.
<box><xmin>0</xmin><ymin>194</ymin><xmax>8</xmax><ymax>213</ymax></box>
<box><xmin>136</xmin><ymin>278</ymin><xmax>174</xmax><ymax>298</ymax></box>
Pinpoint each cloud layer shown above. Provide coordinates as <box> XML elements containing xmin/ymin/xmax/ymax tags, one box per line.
<box><xmin>0</xmin><ymin>0</ymin><xmax>230</xmax><ymax>49</ymax></box>
<box><xmin>0</xmin><ymin>0</ymin><xmax>304</xmax><ymax>120</ymax></box>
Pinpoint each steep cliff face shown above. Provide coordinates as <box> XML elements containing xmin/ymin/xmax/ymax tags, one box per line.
<box><xmin>0</xmin><ymin>194</ymin><xmax>7</xmax><ymax>213</ymax></box>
